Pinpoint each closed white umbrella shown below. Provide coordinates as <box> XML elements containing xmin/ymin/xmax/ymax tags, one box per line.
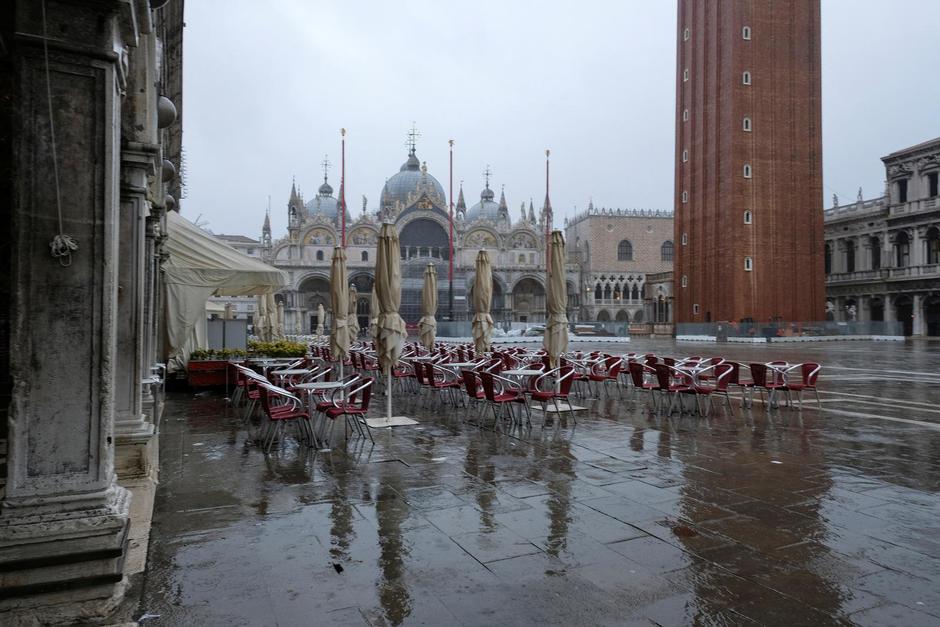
<box><xmin>348</xmin><ymin>285</ymin><xmax>360</xmax><ymax>343</ymax></box>
<box><xmin>316</xmin><ymin>303</ymin><xmax>325</xmax><ymax>338</ymax></box>
<box><xmin>471</xmin><ymin>250</ymin><xmax>494</xmax><ymax>354</ymax></box>
<box><xmin>544</xmin><ymin>230</ymin><xmax>569</xmax><ymax>369</ymax></box>
<box><xmin>330</xmin><ymin>247</ymin><xmax>350</xmax><ymax>368</ymax></box>
<box><xmin>369</xmin><ymin>288</ymin><xmax>379</xmax><ymax>343</ymax></box>
<box><xmin>418</xmin><ymin>263</ymin><xmax>438</xmax><ymax>352</ymax></box>
<box><xmin>266</xmin><ymin>293</ymin><xmax>279</xmax><ymax>340</ymax></box>
<box><xmin>375</xmin><ymin>222</ymin><xmax>407</xmax><ymax>424</ymax></box>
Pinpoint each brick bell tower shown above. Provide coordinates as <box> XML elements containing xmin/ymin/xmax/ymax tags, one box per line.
<box><xmin>673</xmin><ymin>0</ymin><xmax>825</xmax><ymax>325</ymax></box>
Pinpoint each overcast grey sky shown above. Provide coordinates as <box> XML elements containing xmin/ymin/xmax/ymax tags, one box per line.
<box><xmin>182</xmin><ymin>1</ymin><xmax>940</xmax><ymax>238</ymax></box>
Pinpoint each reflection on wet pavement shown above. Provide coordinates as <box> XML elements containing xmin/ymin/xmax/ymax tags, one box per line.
<box><xmin>140</xmin><ymin>339</ymin><xmax>940</xmax><ymax>626</ymax></box>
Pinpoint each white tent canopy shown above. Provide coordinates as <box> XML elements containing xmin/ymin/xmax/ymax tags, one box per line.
<box><xmin>164</xmin><ymin>210</ymin><xmax>287</xmax><ymax>371</ymax></box>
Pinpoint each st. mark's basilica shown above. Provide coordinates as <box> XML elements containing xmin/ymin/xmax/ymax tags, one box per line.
<box><xmin>262</xmin><ymin>140</ymin><xmax>575</xmax><ymax>333</ymax></box>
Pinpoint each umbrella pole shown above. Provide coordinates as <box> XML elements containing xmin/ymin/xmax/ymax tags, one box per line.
<box><xmin>387</xmin><ymin>367</ymin><xmax>392</xmax><ymax>424</ymax></box>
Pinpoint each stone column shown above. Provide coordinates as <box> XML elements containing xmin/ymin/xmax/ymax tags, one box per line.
<box><xmin>912</xmin><ymin>294</ymin><xmax>925</xmax><ymax>336</ymax></box>
<box><xmin>858</xmin><ymin>296</ymin><xmax>870</xmax><ymax>323</ymax></box>
<box><xmin>113</xmin><ymin>148</ymin><xmax>157</xmax><ymax>480</ymax></box>
<box><xmin>1</xmin><ymin>0</ymin><xmax>134</xmax><ymax>615</ymax></box>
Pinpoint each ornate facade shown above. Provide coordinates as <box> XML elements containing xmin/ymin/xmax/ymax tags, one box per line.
<box><xmin>263</xmin><ymin>144</ymin><xmax>582</xmax><ymax>331</ymax></box>
<box><xmin>824</xmin><ymin>137</ymin><xmax>940</xmax><ymax>336</ymax></box>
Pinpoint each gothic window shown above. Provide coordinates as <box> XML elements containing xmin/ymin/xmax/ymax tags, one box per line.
<box><xmin>743</xmin><ymin>117</ymin><xmax>752</xmax><ymax>131</ymax></box>
<box><xmin>603</xmin><ymin>284</ymin><xmax>612</xmax><ymax>300</ymax></box>
<box><xmin>845</xmin><ymin>240</ymin><xmax>855</xmax><ymax>273</ymax></box>
<box><xmin>682</xmin><ymin>191</ymin><xmax>689</xmax><ymax>203</ymax></box>
<box><xmin>742</xmin><ymin>71</ymin><xmax>752</xmax><ymax>85</ymax></box>
<box><xmin>631</xmin><ymin>284</ymin><xmax>640</xmax><ymax>300</ymax></box>
<box><xmin>617</xmin><ymin>240</ymin><xmax>633</xmax><ymax>261</ymax></box>
<box><xmin>316</xmin><ymin>250</ymin><xmax>324</xmax><ymax>261</ymax></box>
<box><xmin>742</xmin><ymin>26</ymin><xmax>751</xmax><ymax>40</ymax></box>
<box><xmin>361</xmin><ymin>250</ymin><xmax>368</xmax><ymax>262</ymax></box>
<box><xmin>743</xmin><ymin>164</ymin><xmax>752</xmax><ymax>178</ymax></box>
<box><xmin>595</xmin><ymin>284</ymin><xmax>602</xmax><ymax>300</ymax></box>
<box><xmin>661</xmin><ymin>241</ymin><xmax>674</xmax><ymax>261</ymax></box>
<box><xmin>896</xmin><ymin>231</ymin><xmax>910</xmax><ymax>267</ymax></box>
<box><xmin>744</xmin><ymin>256</ymin><xmax>753</xmax><ymax>271</ymax></box>
<box><xmin>744</xmin><ymin>210</ymin><xmax>753</xmax><ymax>224</ymax></box>
<box><xmin>870</xmin><ymin>236</ymin><xmax>881</xmax><ymax>270</ymax></box>
<box><xmin>927</xmin><ymin>228</ymin><xmax>940</xmax><ymax>265</ymax></box>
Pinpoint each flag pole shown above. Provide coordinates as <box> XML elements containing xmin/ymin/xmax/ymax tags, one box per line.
<box><xmin>340</xmin><ymin>128</ymin><xmax>347</xmax><ymax>248</ymax></box>
<box><xmin>448</xmin><ymin>139</ymin><xmax>455</xmax><ymax>322</ymax></box>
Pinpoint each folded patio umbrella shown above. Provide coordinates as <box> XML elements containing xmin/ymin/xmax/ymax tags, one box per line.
<box><xmin>419</xmin><ymin>263</ymin><xmax>438</xmax><ymax>351</ymax></box>
<box><xmin>375</xmin><ymin>222</ymin><xmax>408</xmax><ymax>423</ymax></box>
<box><xmin>255</xmin><ymin>294</ymin><xmax>269</xmax><ymax>340</ymax></box>
<box><xmin>472</xmin><ymin>250</ymin><xmax>494</xmax><ymax>354</ymax></box>
<box><xmin>544</xmin><ymin>230</ymin><xmax>569</xmax><ymax>369</ymax></box>
<box><xmin>267</xmin><ymin>293</ymin><xmax>280</xmax><ymax>340</ymax></box>
<box><xmin>330</xmin><ymin>246</ymin><xmax>350</xmax><ymax>364</ymax></box>
<box><xmin>369</xmin><ymin>287</ymin><xmax>379</xmax><ymax>342</ymax></box>
<box><xmin>348</xmin><ymin>285</ymin><xmax>360</xmax><ymax>342</ymax></box>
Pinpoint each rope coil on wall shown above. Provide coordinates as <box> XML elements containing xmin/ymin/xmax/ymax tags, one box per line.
<box><xmin>41</xmin><ymin>0</ymin><xmax>77</xmax><ymax>267</ymax></box>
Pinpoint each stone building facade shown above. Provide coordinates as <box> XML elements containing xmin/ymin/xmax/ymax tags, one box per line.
<box><xmin>824</xmin><ymin>137</ymin><xmax>940</xmax><ymax>336</ymax></box>
<box><xmin>564</xmin><ymin>206</ymin><xmax>674</xmax><ymax>324</ymax></box>
<box><xmin>673</xmin><ymin>0</ymin><xmax>825</xmax><ymax>324</ymax></box>
<box><xmin>1</xmin><ymin>0</ymin><xmax>183</xmax><ymax>620</ymax></box>
<box><xmin>263</xmin><ymin>145</ymin><xmax>586</xmax><ymax>332</ymax></box>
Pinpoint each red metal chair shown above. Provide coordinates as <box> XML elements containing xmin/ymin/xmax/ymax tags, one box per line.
<box><xmin>679</xmin><ymin>363</ymin><xmax>735</xmax><ymax>416</ymax></box>
<box><xmin>324</xmin><ymin>377</ymin><xmax>375</xmax><ymax>443</ymax></box>
<box><xmin>258</xmin><ymin>382</ymin><xmax>314</xmax><ymax>453</ymax></box>
<box><xmin>749</xmin><ymin>363</ymin><xmax>788</xmax><ymax>409</ymax></box>
<box><xmin>529</xmin><ymin>366</ymin><xmax>576</xmax><ymax>422</ymax></box>
<box><xmin>653</xmin><ymin>364</ymin><xmax>694</xmax><ymax>414</ymax></box>
<box><xmin>478</xmin><ymin>371</ymin><xmax>529</xmax><ymax>426</ymax></box>
<box><xmin>628</xmin><ymin>361</ymin><xmax>660</xmax><ymax>409</ymax></box>
<box><xmin>783</xmin><ymin>362</ymin><xmax>821</xmax><ymax>408</ymax></box>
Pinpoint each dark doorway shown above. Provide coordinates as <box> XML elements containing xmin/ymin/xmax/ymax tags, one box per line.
<box><xmin>896</xmin><ymin>296</ymin><xmax>913</xmax><ymax>336</ymax></box>
<box><xmin>925</xmin><ymin>296</ymin><xmax>940</xmax><ymax>336</ymax></box>
<box><xmin>869</xmin><ymin>298</ymin><xmax>884</xmax><ymax>322</ymax></box>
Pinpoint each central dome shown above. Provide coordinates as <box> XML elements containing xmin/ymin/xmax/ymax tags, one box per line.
<box><xmin>380</xmin><ymin>150</ymin><xmax>447</xmax><ymax>216</ymax></box>
<box><xmin>466</xmin><ymin>185</ymin><xmax>500</xmax><ymax>222</ymax></box>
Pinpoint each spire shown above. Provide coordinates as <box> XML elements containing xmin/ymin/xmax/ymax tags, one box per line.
<box><xmin>520</xmin><ymin>202</ymin><xmax>527</xmax><ymax>224</ymax></box>
<box><xmin>406</xmin><ymin>122</ymin><xmax>420</xmax><ymax>156</ymax></box>
<box><xmin>498</xmin><ymin>185</ymin><xmax>509</xmax><ymax>221</ymax></box>
<box><xmin>588</xmin><ymin>197</ymin><xmax>594</xmax><ymax>211</ymax></box>
<box><xmin>456</xmin><ymin>182</ymin><xmax>467</xmax><ymax>213</ymax></box>
<box><xmin>528</xmin><ymin>198</ymin><xmax>536</xmax><ymax>223</ymax></box>
<box><xmin>290</xmin><ymin>176</ymin><xmax>299</xmax><ymax>204</ymax></box>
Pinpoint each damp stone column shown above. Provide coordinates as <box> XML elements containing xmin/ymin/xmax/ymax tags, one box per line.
<box><xmin>0</xmin><ymin>1</ymin><xmax>136</xmax><ymax>620</ymax></box>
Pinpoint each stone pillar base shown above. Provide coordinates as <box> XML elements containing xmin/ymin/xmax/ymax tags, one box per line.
<box><xmin>0</xmin><ymin>487</ymin><xmax>131</xmax><ymax>614</ymax></box>
<box><xmin>114</xmin><ymin>423</ymin><xmax>157</xmax><ymax>481</ymax></box>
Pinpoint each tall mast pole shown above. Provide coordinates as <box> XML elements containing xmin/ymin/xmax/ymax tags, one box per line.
<box><xmin>545</xmin><ymin>149</ymin><xmax>551</xmax><ymax>273</ymax></box>
<box><xmin>448</xmin><ymin>139</ymin><xmax>455</xmax><ymax>321</ymax></box>
<box><xmin>340</xmin><ymin>128</ymin><xmax>347</xmax><ymax>247</ymax></box>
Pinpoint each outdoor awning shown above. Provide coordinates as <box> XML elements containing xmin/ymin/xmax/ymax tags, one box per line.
<box><xmin>164</xmin><ymin>211</ymin><xmax>287</xmax><ymax>371</ymax></box>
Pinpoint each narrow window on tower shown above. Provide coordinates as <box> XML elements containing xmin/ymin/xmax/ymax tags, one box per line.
<box><xmin>742</xmin><ymin>71</ymin><xmax>752</xmax><ymax>85</ymax></box>
<box><xmin>744</xmin><ymin>256</ymin><xmax>753</xmax><ymax>271</ymax></box>
<box><xmin>692</xmin><ymin>303</ymin><xmax>700</xmax><ymax>314</ymax></box>
<box><xmin>744</xmin><ymin>210</ymin><xmax>752</xmax><ymax>224</ymax></box>
<box><xmin>683</xmin><ymin>69</ymin><xmax>689</xmax><ymax>82</ymax></box>
<box><xmin>681</xmin><ymin>275</ymin><xmax>688</xmax><ymax>288</ymax></box>
<box><xmin>683</xmin><ymin>109</ymin><xmax>689</xmax><ymax>121</ymax></box>
<box><xmin>683</xmin><ymin>28</ymin><xmax>690</xmax><ymax>41</ymax></box>
<box><xmin>743</xmin><ymin>164</ymin><xmax>752</xmax><ymax>179</ymax></box>
<box><xmin>742</xmin><ymin>26</ymin><xmax>751</xmax><ymax>40</ymax></box>
<box><xmin>682</xmin><ymin>191</ymin><xmax>689</xmax><ymax>203</ymax></box>
<box><xmin>682</xmin><ymin>149</ymin><xmax>689</xmax><ymax>163</ymax></box>
<box><xmin>681</xmin><ymin>232</ymin><xmax>688</xmax><ymax>245</ymax></box>
<box><xmin>743</xmin><ymin>117</ymin><xmax>752</xmax><ymax>132</ymax></box>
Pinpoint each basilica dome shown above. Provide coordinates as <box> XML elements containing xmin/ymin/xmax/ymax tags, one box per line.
<box><xmin>305</xmin><ymin>179</ymin><xmax>340</xmax><ymax>219</ymax></box>
<box><xmin>466</xmin><ymin>184</ymin><xmax>502</xmax><ymax>222</ymax></box>
<box><xmin>380</xmin><ymin>149</ymin><xmax>447</xmax><ymax>215</ymax></box>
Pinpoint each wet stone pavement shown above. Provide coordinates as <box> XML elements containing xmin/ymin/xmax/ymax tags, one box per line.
<box><xmin>137</xmin><ymin>339</ymin><xmax>940</xmax><ymax>626</ymax></box>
